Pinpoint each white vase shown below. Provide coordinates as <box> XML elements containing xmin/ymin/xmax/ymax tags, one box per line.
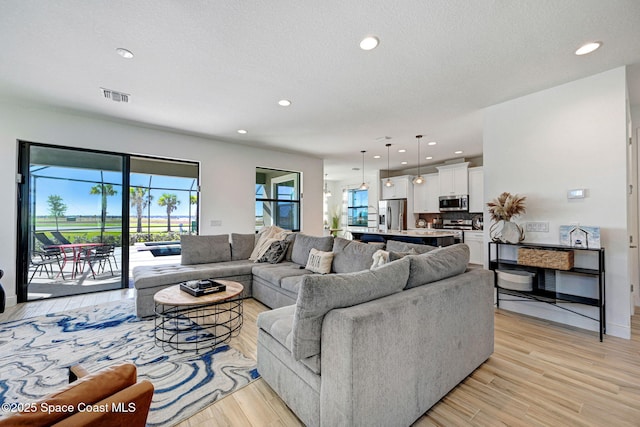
<box><xmin>490</xmin><ymin>220</ymin><xmax>524</xmax><ymax>243</ymax></box>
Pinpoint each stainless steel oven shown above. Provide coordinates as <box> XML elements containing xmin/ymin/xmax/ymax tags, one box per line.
<box><xmin>439</xmin><ymin>194</ymin><xmax>468</xmax><ymax>212</ymax></box>
<box><xmin>442</xmin><ymin>219</ymin><xmax>473</xmax><ymax>244</ymax></box>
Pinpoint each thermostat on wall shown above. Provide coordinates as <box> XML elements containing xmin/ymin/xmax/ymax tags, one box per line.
<box><xmin>567</xmin><ymin>189</ymin><xmax>586</xmax><ymax>199</ymax></box>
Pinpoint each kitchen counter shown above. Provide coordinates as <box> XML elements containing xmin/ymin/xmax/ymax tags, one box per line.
<box><xmin>348</xmin><ymin>228</ymin><xmax>457</xmax><ymax>247</ymax></box>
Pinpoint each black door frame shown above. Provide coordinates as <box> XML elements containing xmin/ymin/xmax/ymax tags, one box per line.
<box><xmin>16</xmin><ymin>140</ymin><xmax>130</xmax><ymax>303</ymax></box>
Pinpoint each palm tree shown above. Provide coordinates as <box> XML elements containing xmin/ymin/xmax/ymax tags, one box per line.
<box><xmin>47</xmin><ymin>194</ymin><xmax>67</xmax><ymax>231</ymax></box>
<box><xmin>158</xmin><ymin>193</ymin><xmax>180</xmax><ymax>232</ymax></box>
<box><xmin>130</xmin><ymin>187</ymin><xmax>153</xmax><ymax>233</ymax></box>
<box><xmin>90</xmin><ymin>183</ymin><xmax>117</xmax><ymax>241</ymax></box>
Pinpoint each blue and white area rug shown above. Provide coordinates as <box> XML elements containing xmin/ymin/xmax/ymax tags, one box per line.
<box><xmin>0</xmin><ymin>299</ymin><xmax>259</xmax><ymax>426</ymax></box>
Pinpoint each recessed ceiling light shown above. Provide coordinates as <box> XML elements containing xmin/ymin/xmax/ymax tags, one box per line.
<box><xmin>373</xmin><ymin>155</ymin><xmax>381</xmax><ymax>159</ymax></box>
<box><xmin>428</xmin><ymin>141</ymin><xmax>437</xmax><ymax>146</ymax></box>
<box><xmin>278</xmin><ymin>99</ymin><xmax>292</xmax><ymax>107</ymax></box>
<box><xmin>575</xmin><ymin>41</ymin><xmax>602</xmax><ymax>56</ymax></box>
<box><xmin>426</xmin><ymin>156</ymin><xmax>433</xmax><ymax>160</ymax></box>
<box><xmin>359</xmin><ymin>36</ymin><xmax>379</xmax><ymax>51</ymax></box>
<box><xmin>115</xmin><ymin>48</ymin><xmax>134</xmax><ymax>59</ymax></box>
<box><xmin>398</xmin><ymin>149</ymin><xmax>406</xmax><ymax>153</ymax></box>
<box><xmin>401</xmin><ymin>161</ymin><xmax>408</xmax><ymax>165</ymax></box>
<box><xmin>237</xmin><ymin>129</ymin><xmax>248</xmax><ymax>134</ymax></box>
<box><xmin>454</xmin><ymin>150</ymin><xmax>463</xmax><ymax>154</ymax></box>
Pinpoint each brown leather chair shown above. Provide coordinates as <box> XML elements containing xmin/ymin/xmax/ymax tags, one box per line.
<box><xmin>0</xmin><ymin>363</ymin><xmax>154</xmax><ymax>427</ymax></box>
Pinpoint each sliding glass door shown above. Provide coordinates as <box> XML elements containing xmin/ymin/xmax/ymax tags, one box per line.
<box><xmin>17</xmin><ymin>142</ymin><xmax>128</xmax><ymax>302</ymax></box>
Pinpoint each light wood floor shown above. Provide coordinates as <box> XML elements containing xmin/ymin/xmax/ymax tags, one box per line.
<box><xmin>2</xmin><ymin>291</ymin><xmax>639</xmax><ymax>426</ymax></box>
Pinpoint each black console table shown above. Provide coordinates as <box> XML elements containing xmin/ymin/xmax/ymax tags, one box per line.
<box><xmin>488</xmin><ymin>241</ymin><xmax>605</xmax><ymax>341</ymax></box>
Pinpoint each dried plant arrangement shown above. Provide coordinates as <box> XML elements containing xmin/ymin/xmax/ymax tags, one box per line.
<box><xmin>487</xmin><ymin>192</ymin><xmax>526</xmax><ymax>222</ymax></box>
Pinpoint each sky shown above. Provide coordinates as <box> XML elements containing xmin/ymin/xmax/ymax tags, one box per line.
<box><xmin>32</xmin><ymin>166</ymin><xmax>198</xmax><ymax>218</ymax></box>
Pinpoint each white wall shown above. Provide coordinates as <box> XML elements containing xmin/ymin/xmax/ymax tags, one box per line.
<box><xmin>484</xmin><ymin>67</ymin><xmax>630</xmax><ymax>339</ymax></box>
<box><xmin>0</xmin><ymin>103</ymin><xmax>323</xmax><ymax>307</ymax></box>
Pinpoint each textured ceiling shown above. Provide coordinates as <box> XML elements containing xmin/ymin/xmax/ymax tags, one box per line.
<box><xmin>1</xmin><ymin>0</ymin><xmax>640</xmax><ymax>181</ymax></box>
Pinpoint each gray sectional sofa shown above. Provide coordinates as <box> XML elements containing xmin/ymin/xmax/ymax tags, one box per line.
<box><xmin>132</xmin><ymin>231</ymin><xmax>495</xmax><ymax>426</ymax></box>
<box><xmin>256</xmin><ymin>245</ymin><xmax>494</xmax><ymax>427</ymax></box>
<box><xmin>133</xmin><ymin>232</ymin><xmax>404</xmax><ymax>317</ymax></box>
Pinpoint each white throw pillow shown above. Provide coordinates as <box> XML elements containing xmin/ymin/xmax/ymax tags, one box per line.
<box><xmin>371</xmin><ymin>249</ymin><xmax>390</xmax><ymax>269</ymax></box>
<box><xmin>305</xmin><ymin>248</ymin><xmax>334</xmax><ymax>274</ymax></box>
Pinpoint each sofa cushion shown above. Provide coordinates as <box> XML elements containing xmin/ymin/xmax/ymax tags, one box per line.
<box><xmin>257</xmin><ymin>305</ymin><xmax>321</xmax><ymax>374</ymax></box>
<box><xmin>252</xmin><ymin>262</ymin><xmax>313</xmax><ymax>286</ymax></box>
<box><xmin>291</xmin><ymin>234</ymin><xmax>334</xmax><ymax>266</ymax></box>
<box><xmin>257</xmin><ymin>240</ymin><xmax>290</xmax><ymax>264</ymax></box>
<box><xmin>280</xmin><ymin>274</ymin><xmax>307</xmax><ymax>294</ymax></box>
<box><xmin>257</xmin><ymin>304</ymin><xmax>295</xmax><ymax>350</ymax></box>
<box><xmin>133</xmin><ymin>260</ymin><xmax>254</xmax><ymax>290</ymax></box>
<box><xmin>180</xmin><ymin>234</ymin><xmax>231</xmax><ymax>265</ymax></box>
<box><xmin>331</xmin><ymin>237</ymin><xmax>379</xmax><ymax>273</ymax></box>
<box><xmin>231</xmin><ymin>233</ymin><xmax>256</xmax><ymax>260</ymax></box>
<box><xmin>405</xmin><ymin>243</ymin><xmax>470</xmax><ymax>289</ymax></box>
<box><xmin>305</xmin><ymin>248</ymin><xmax>333</xmax><ymax>274</ymax></box>
<box><xmin>385</xmin><ymin>240</ymin><xmax>437</xmax><ymax>254</ymax></box>
<box><xmin>292</xmin><ymin>256</ymin><xmax>410</xmax><ymax>360</ymax></box>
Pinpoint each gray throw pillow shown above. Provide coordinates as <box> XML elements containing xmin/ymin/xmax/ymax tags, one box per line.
<box><xmin>331</xmin><ymin>237</ymin><xmax>380</xmax><ymax>273</ymax></box>
<box><xmin>231</xmin><ymin>233</ymin><xmax>256</xmax><ymax>260</ymax></box>
<box><xmin>257</xmin><ymin>240</ymin><xmax>290</xmax><ymax>264</ymax></box>
<box><xmin>386</xmin><ymin>240</ymin><xmax>438</xmax><ymax>254</ymax></box>
<box><xmin>180</xmin><ymin>234</ymin><xmax>231</xmax><ymax>265</ymax></box>
<box><xmin>284</xmin><ymin>233</ymin><xmax>297</xmax><ymax>261</ymax></box>
<box><xmin>388</xmin><ymin>248</ymin><xmax>417</xmax><ymax>261</ymax></box>
<box><xmin>292</xmin><ymin>256</ymin><xmax>410</xmax><ymax>360</ymax></box>
<box><xmin>290</xmin><ymin>234</ymin><xmax>334</xmax><ymax>266</ymax></box>
<box><xmin>404</xmin><ymin>243</ymin><xmax>470</xmax><ymax>289</ymax></box>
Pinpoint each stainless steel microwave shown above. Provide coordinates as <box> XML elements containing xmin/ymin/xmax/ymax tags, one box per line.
<box><xmin>439</xmin><ymin>195</ymin><xmax>469</xmax><ymax>212</ymax></box>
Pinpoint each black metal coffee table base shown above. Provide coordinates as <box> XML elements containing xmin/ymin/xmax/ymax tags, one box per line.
<box><xmin>154</xmin><ymin>297</ymin><xmax>243</xmax><ymax>353</ymax></box>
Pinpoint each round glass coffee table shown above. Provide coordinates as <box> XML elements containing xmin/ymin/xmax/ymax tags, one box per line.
<box><xmin>153</xmin><ymin>280</ymin><xmax>243</xmax><ymax>352</ymax></box>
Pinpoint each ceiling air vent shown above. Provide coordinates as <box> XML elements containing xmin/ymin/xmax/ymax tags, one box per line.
<box><xmin>100</xmin><ymin>87</ymin><xmax>130</xmax><ymax>103</ymax></box>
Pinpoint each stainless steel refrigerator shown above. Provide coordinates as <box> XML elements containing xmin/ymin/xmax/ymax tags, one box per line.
<box><xmin>378</xmin><ymin>199</ymin><xmax>407</xmax><ymax>232</ymax></box>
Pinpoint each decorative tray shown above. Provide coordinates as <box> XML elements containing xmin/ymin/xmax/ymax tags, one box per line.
<box><xmin>180</xmin><ymin>279</ymin><xmax>227</xmax><ymax>297</ymax></box>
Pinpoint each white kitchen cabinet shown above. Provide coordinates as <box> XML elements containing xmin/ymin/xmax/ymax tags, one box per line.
<box><xmin>437</xmin><ymin>162</ymin><xmax>469</xmax><ymax>195</ymax></box>
<box><xmin>464</xmin><ymin>230</ymin><xmax>484</xmax><ymax>265</ymax></box>
<box><xmin>468</xmin><ymin>166</ymin><xmax>484</xmax><ymax>213</ymax></box>
<box><xmin>381</xmin><ymin>175</ymin><xmax>411</xmax><ymax>200</ymax></box>
<box><xmin>413</xmin><ymin>173</ymin><xmax>439</xmax><ymax>213</ymax></box>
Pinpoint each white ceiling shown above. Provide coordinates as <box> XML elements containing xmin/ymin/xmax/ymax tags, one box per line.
<box><xmin>1</xmin><ymin>1</ymin><xmax>640</xmax><ymax>181</ymax></box>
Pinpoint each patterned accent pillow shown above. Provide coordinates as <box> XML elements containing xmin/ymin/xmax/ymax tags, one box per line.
<box><xmin>257</xmin><ymin>240</ymin><xmax>291</xmax><ymax>264</ymax></box>
<box><xmin>305</xmin><ymin>248</ymin><xmax>334</xmax><ymax>274</ymax></box>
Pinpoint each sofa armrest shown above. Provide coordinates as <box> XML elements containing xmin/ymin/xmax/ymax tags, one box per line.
<box><xmin>319</xmin><ymin>268</ymin><xmax>494</xmax><ymax>427</ymax></box>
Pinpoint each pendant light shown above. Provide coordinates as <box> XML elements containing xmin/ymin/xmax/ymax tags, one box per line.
<box><xmin>412</xmin><ymin>135</ymin><xmax>425</xmax><ymax>184</ymax></box>
<box><xmin>324</xmin><ymin>174</ymin><xmax>332</xmax><ymax>197</ymax></box>
<box><xmin>359</xmin><ymin>151</ymin><xmax>369</xmax><ymax>190</ymax></box>
<box><xmin>384</xmin><ymin>143</ymin><xmax>394</xmax><ymax>187</ymax></box>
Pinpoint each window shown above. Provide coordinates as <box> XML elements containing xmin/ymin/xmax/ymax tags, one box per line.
<box><xmin>255</xmin><ymin>168</ymin><xmax>301</xmax><ymax>231</ymax></box>
<box><xmin>130</xmin><ymin>156</ymin><xmax>199</xmax><ymax>240</ymax></box>
<box><xmin>347</xmin><ymin>189</ymin><xmax>369</xmax><ymax>226</ymax></box>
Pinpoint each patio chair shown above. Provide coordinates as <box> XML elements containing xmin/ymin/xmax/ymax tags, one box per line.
<box><xmin>107</xmin><ymin>244</ymin><xmax>119</xmax><ymax>269</ymax></box>
<box><xmin>29</xmin><ymin>250</ymin><xmax>66</xmax><ymax>283</ymax></box>
<box><xmin>52</xmin><ymin>231</ymin><xmax>72</xmax><ymax>244</ymax></box>
<box><xmin>35</xmin><ymin>232</ymin><xmax>57</xmax><ymax>248</ymax></box>
<box><xmin>78</xmin><ymin>245</ymin><xmax>114</xmax><ymax>279</ymax></box>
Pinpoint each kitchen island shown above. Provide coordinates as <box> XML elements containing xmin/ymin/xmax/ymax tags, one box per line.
<box><xmin>348</xmin><ymin>229</ymin><xmax>456</xmax><ymax>247</ymax></box>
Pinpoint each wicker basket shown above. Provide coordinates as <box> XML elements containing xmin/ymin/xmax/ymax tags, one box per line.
<box><xmin>517</xmin><ymin>247</ymin><xmax>574</xmax><ymax>270</ymax></box>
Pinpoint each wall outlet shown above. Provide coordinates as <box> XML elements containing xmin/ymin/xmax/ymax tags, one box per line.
<box><xmin>210</xmin><ymin>220</ymin><xmax>222</xmax><ymax>227</ymax></box>
<box><xmin>525</xmin><ymin>221</ymin><xmax>549</xmax><ymax>232</ymax></box>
